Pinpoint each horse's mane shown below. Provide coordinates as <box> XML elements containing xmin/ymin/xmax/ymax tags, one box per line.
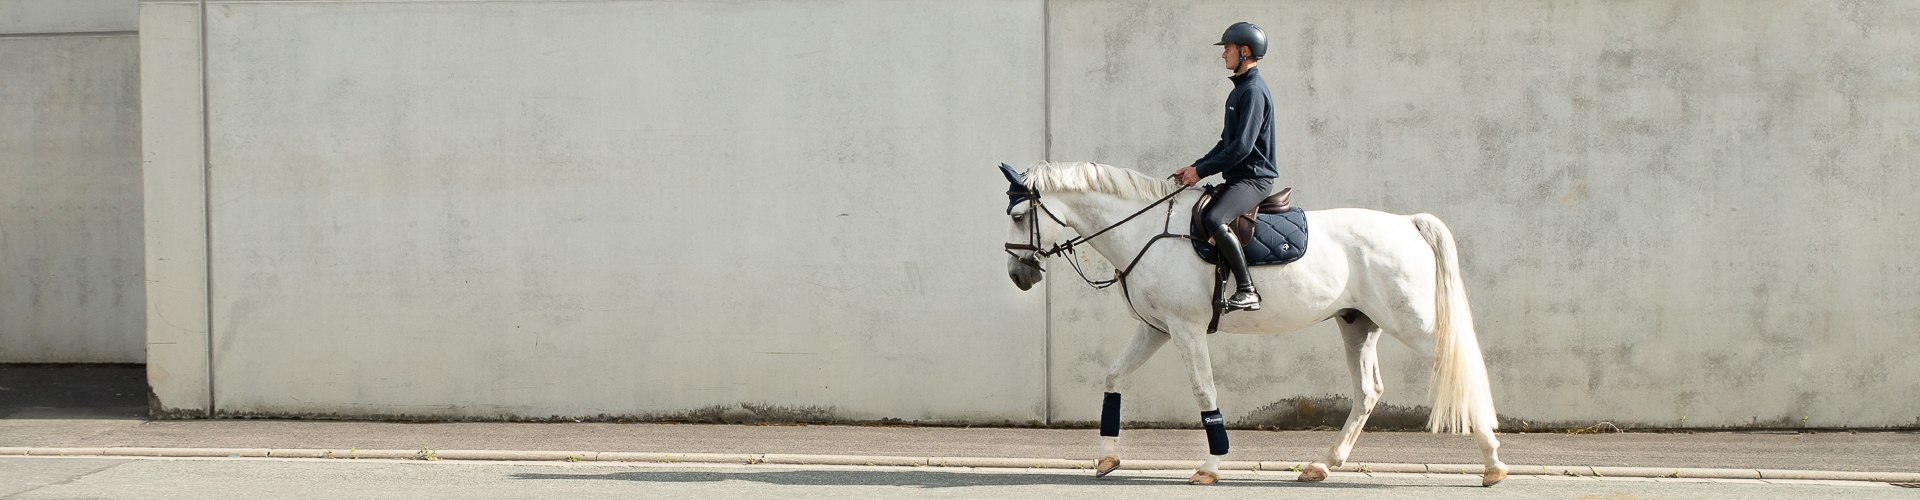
<box><xmin>1024</xmin><ymin>162</ymin><xmax>1178</xmax><ymax>201</ymax></box>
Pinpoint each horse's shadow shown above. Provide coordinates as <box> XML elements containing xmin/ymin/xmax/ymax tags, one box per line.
<box><xmin>508</xmin><ymin>469</ymin><xmax>1415</xmax><ymax>489</ymax></box>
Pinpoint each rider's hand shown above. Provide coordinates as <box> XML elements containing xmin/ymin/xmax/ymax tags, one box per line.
<box><xmin>1174</xmin><ymin>166</ymin><xmax>1200</xmax><ymax>186</ymax></box>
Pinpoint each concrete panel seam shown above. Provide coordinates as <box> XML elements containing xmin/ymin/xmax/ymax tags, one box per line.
<box><xmin>198</xmin><ymin>0</ymin><xmax>216</xmax><ymax>418</ymax></box>
<box><xmin>1041</xmin><ymin>0</ymin><xmax>1051</xmax><ymax>161</ymax></box>
<box><xmin>1040</xmin><ymin>0</ymin><xmax>1053</xmax><ymax>427</ymax></box>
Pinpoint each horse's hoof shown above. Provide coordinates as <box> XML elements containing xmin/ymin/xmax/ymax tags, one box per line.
<box><xmin>1482</xmin><ymin>467</ymin><xmax>1508</xmax><ymax>487</ymax></box>
<box><xmin>1187</xmin><ymin>469</ymin><xmax>1219</xmax><ymax>485</ymax></box>
<box><xmin>1094</xmin><ymin>455</ymin><xmax>1121</xmax><ymax>477</ymax></box>
<box><xmin>1296</xmin><ymin>463</ymin><xmax>1329</xmax><ymax>482</ymax></box>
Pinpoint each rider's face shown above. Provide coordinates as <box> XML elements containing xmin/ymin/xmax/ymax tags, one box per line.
<box><xmin>1220</xmin><ymin>44</ymin><xmax>1241</xmax><ymax>70</ymax></box>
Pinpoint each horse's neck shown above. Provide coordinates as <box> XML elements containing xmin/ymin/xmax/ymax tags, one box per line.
<box><xmin>1055</xmin><ymin>191</ymin><xmax>1175</xmax><ymax>269</ymax></box>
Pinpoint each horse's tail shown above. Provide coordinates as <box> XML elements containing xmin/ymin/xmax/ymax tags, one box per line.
<box><xmin>1410</xmin><ymin>213</ymin><xmax>1497</xmax><ymax>435</ymax></box>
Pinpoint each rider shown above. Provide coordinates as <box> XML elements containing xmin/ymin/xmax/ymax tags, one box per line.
<box><xmin>1174</xmin><ymin>21</ymin><xmax>1275</xmax><ymax>312</ymax></box>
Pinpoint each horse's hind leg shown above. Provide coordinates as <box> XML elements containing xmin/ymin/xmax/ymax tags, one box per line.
<box><xmin>1475</xmin><ymin>417</ymin><xmax>1507</xmax><ymax>485</ymax></box>
<box><xmin>1299</xmin><ymin>314</ymin><xmax>1384</xmax><ymax>482</ymax></box>
<box><xmin>1094</xmin><ymin>324</ymin><xmax>1169</xmax><ymax>477</ymax></box>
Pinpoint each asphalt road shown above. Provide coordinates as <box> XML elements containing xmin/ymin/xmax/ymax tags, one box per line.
<box><xmin>4</xmin><ymin>457</ymin><xmax>1912</xmax><ymax>500</ymax></box>
<box><xmin>8</xmin><ymin>416</ymin><xmax>1919</xmax><ymax>473</ymax></box>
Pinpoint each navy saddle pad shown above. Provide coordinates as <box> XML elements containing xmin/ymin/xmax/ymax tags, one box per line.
<box><xmin>1191</xmin><ymin>207</ymin><xmax>1310</xmax><ymax>266</ymax></box>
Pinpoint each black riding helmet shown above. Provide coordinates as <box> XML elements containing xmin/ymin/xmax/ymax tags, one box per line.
<box><xmin>1215</xmin><ymin>22</ymin><xmax>1267</xmax><ymax>60</ymax></box>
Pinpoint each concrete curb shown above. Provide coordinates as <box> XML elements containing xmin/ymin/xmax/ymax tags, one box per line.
<box><xmin>434</xmin><ymin>450</ymin><xmax>593</xmax><ymax>462</ymax></box>
<box><xmin>597</xmin><ymin>452</ymin><xmax>758</xmax><ymax>464</ymax></box>
<box><xmin>101</xmin><ymin>447</ymin><xmax>271</xmax><ymax>458</ymax></box>
<box><xmin>4</xmin><ymin>447</ymin><xmax>1916</xmax><ymax>483</ymax></box>
<box><xmin>764</xmin><ymin>454</ymin><xmax>928</xmax><ymax>467</ymax></box>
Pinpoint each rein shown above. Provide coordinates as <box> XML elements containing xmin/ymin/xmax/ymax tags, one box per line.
<box><xmin>1004</xmin><ymin>185</ymin><xmax>1200</xmax><ymax>333</ymax></box>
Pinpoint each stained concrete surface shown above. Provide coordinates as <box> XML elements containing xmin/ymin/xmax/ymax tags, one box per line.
<box><xmin>0</xmin><ymin>0</ymin><xmax>138</xmax><ymax>34</ymax></box>
<box><xmin>0</xmin><ymin>29</ymin><xmax>145</xmax><ymax>364</ymax></box>
<box><xmin>1043</xmin><ymin>0</ymin><xmax>1920</xmax><ymax>429</ymax></box>
<box><xmin>141</xmin><ymin>0</ymin><xmax>1049</xmax><ymax>423</ymax></box>
<box><xmin>128</xmin><ymin>0</ymin><xmax>1920</xmax><ymax>428</ymax></box>
<box><xmin>1</xmin><ymin>458</ymin><xmax>1910</xmax><ymax>500</ymax></box>
<box><xmin>136</xmin><ymin>1</ymin><xmax>212</xmax><ymax>416</ymax></box>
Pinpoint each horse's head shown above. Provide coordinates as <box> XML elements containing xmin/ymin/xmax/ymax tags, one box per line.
<box><xmin>1001</xmin><ymin>164</ymin><xmax>1058</xmax><ymax>291</ymax></box>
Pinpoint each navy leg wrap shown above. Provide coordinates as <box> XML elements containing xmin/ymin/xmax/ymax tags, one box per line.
<box><xmin>1100</xmin><ymin>393</ymin><xmax>1121</xmax><ymax>437</ymax></box>
<box><xmin>1201</xmin><ymin>409</ymin><xmax>1228</xmax><ymax>456</ymax></box>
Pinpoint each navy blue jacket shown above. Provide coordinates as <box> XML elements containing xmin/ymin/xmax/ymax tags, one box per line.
<box><xmin>1191</xmin><ymin>67</ymin><xmax>1277</xmax><ymax>180</ymax></box>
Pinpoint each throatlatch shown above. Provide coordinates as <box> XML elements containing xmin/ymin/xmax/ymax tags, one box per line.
<box><xmin>1100</xmin><ymin>393</ymin><xmax>1122</xmax><ymax>437</ymax></box>
<box><xmin>1201</xmin><ymin>409</ymin><xmax>1229</xmax><ymax>456</ymax></box>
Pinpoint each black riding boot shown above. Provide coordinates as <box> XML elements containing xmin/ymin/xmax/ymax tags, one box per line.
<box><xmin>1211</xmin><ymin>224</ymin><xmax>1261</xmax><ymax>311</ymax></box>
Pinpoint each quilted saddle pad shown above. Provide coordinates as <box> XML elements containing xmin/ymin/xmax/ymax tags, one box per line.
<box><xmin>1190</xmin><ymin>207</ymin><xmax>1310</xmax><ymax>266</ymax></box>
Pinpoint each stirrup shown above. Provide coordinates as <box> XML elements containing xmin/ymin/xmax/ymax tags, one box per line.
<box><xmin>1226</xmin><ymin>290</ymin><xmax>1261</xmax><ymax>311</ymax></box>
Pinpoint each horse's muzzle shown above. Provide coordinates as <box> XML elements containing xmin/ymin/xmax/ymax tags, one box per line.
<box><xmin>1007</xmin><ymin>253</ymin><xmax>1043</xmax><ymax>291</ymax></box>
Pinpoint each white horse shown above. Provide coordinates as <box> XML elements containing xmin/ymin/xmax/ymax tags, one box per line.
<box><xmin>1000</xmin><ymin>161</ymin><xmax>1507</xmax><ymax>486</ymax></box>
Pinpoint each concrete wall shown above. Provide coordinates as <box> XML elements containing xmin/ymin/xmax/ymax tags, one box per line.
<box><xmin>1045</xmin><ymin>0</ymin><xmax>1920</xmax><ymax>429</ymax></box>
<box><xmin>143</xmin><ymin>0</ymin><xmax>1048</xmax><ymax>420</ymax></box>
<box><xmin>139</xmin><ymin>0</ymin><xmax>1920</xmax><ymax>427</ymax></box>
<box><xmin>139</xmin><ymin>1</ymin><xmax>206</xmax><ymax>414</ymax></box>
<box><xmin>0</xmin><ymin>0</ymin><xmax>144</xmax><ymax>363</ymax></box>
<box><xmin>1</xmin><ymin>0</ymin><xmax>138</xmax><ymax>34</ymax></box>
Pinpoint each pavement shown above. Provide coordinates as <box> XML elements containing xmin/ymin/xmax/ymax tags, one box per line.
<box><xmin>5</xmin><ymin>457</ymin><xmax>1917</xmax><ymax>500</ymax></box>
<box><xmin>5</xmin><ymin>364</ymin><xmax>1920</xmax><ymax>498</ymax></box>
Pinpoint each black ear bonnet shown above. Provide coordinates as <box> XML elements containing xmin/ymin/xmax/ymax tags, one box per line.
<box><xmin>1000</xmin><ymin>163</ymin><xmax>1035</xmax><ymax>214</ymax></box>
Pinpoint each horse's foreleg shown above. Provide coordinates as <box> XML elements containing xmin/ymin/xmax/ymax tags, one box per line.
<box><xmin>1300</xmin><ymin>315</ymin><xmax>1385</xmax><ymax>482</ymax></box>
<box><xmin>1166</xmin><ymin>324</ymin><xmax>1225</xmax><ymax>485</ymax></box>
<box><xmin>1094</xmin><ymin>324</ymin><xmax>1168</xmax><ymax>477</ymax></box>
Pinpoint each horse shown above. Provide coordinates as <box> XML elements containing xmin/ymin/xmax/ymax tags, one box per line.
<box><xmin>999</xmin><ymin>161</ymin><xmax>1507</xmax><ymax>486</ymax></box>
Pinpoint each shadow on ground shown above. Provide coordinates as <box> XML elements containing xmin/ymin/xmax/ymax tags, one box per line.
<box><xmin>506</xmin><ymin>469</ymin><xmax>1428</xmax><ymax>489</ymax></box>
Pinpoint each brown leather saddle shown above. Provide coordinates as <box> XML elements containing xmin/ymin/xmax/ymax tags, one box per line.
<box><xmin>1190</xmin><ymin>185</ymin><xmax>1292</xmax><ymax>247</ymax></box>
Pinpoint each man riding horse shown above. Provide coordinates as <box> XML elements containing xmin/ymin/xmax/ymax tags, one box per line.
<box><xmin>1173</xmin><ymin>21</ymin><xmax>1276</xmax><ymax>313</ymax></box>
<box><xmin>994</xmin><ymin>21</ymin><xmax>1507</xmax><ymax>488</ymax></box>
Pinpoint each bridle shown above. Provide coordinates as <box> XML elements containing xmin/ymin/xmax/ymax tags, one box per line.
<box><xmin>1004</xmin><ymin>185</ymin><xmax>1193</xmax><ymax>289</ymax></box>
<box><xmin>999</xmin><ymin>165</ymin><xmax>1243</xmax><ymax>335</ymax></box>
<box><xmin>1002</xmin><ymin>175</ymin><xmax>1202</xmax><ymax>338</ymax></box>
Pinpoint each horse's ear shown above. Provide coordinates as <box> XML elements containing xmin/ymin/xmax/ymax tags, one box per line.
<box><xmin>999</xmin><ymin>163</ymin><xmax>1034</xmax><ymax>214</ymax></box>
<box><xmin>999</xmin><ymin>163</ymin><xmax>1030</xmax><ymax>193</ymax></box>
